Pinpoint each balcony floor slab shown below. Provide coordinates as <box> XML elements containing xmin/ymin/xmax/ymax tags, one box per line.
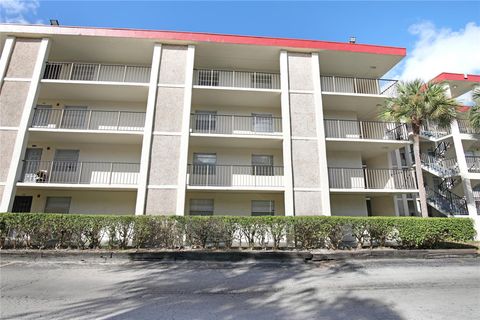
<box><xmin>28</xmin><ymin>129</ymin><xmax>143</xmax><ymax>144</ymax></box>
<box><xmin>16</xmin><ymin>183</ymin><xmax>138</xmax><ymax>191</ymax></box>
<box><xmin>329</xmin><ymin>188</ymin><xmax>419</xmax><ymax>195</ymax></box>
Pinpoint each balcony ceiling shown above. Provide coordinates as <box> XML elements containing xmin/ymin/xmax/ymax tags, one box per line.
<box><xmin>28</xmin><ymin>130</ymin><xmax>143</xmax><ymax>145</ymax></box>
<box><xmin>192</xmin><ymin>87</ymin><xmax>281</xmax><ymax>108</ymax></box>
<box><xmin>189</xmin><ymin>135</ymin><xmax>283</xmax><ymax>149</ymax></box>
<box><xmin>326</xmin><ymin>140</ymin><xmax>410</xmax><ymax>160</ymax></box>
<box><xmin>321</xmin><ymin>93</ymin><xmax>387</xmax><ymax>120</ymax></box>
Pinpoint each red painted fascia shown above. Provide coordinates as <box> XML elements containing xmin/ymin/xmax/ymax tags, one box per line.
<box><xmin>432</xmin><ymin>73</ymin><xmax>480</xmax><ymax>83</ymax></box>
<box><xmin>0</xmin><ymin>24</ymin><xmax>406</xmax><ymax>56</ymax></box>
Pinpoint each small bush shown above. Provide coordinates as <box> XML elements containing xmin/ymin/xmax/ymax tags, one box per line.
<box><xmin>0</xmin><ymin>213</ymin><xmax>475</xmax><ymax>250</ymax></box>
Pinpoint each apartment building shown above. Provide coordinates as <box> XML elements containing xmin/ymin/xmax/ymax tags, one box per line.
<box><xmin>0</xmin><ymin>24</ymin><xmax>477</xmax><ymax>232</ymax></box>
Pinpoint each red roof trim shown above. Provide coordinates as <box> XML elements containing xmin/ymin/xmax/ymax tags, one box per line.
<box><xmin>432</xmin><ymin>72</ymin><xmax>480</xmax><ymax>83</ymax></box>
<box><xmin>0</xmin><ymin>24</ymin><xmax>406</xmax><ymax>56</ymax></box>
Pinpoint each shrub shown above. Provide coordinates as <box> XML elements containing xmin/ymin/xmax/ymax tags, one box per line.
<box><xmin>0</xmin><ymin>213</ymin><xmax>476</xmax><ymax>250</ymax></box>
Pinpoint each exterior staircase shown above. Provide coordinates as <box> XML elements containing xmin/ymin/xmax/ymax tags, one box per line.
<box><xmin>425</xmin><ymin>186</ymin><xmax>468</xmax><ymax>216</ymax></box>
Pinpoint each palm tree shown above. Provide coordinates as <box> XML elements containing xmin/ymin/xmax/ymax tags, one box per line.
<box><xmin>470</xmin><ymin>88</ymin><xmax>480</xmax><ymax>129</ymax></box>
<box><xmin>379</xmin><ymin>79</ymin><xmax>460</xmax><ymax>218</ymax></box>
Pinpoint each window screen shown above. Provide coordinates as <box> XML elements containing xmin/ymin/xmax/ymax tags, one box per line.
<box><xmin>251</xmin><ymin>200</ymin><xmax>275</xmax><ymax>216</ymax></box>
<box><xmin>44</xmin><ymin>197</ymin><xmax>71</xmax><ymax>213</ymax></box>
<box><xmin>193</xmin><ymin>153</ymin><xmax>217</xmax><ymax>175</ymax></box>
<box><xmin>252</xmin><ymin>155</ymin><xmax>274</xmax><ymax>176</ymax></box>
<box><xmin>53</xmin><ymin>149</ymin><xmax>80</xmax><ymax>172</ymax></box>
<box><xmin>190</xmin><ymin>199</ymin><xmax>214</xmax><ymax>216</ymax></box>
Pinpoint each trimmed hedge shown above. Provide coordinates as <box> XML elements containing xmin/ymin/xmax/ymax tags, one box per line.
<box><xmin>0</xmin><ymin>213</ymin><xmax>475</xmax><ymax>250</ymax></box>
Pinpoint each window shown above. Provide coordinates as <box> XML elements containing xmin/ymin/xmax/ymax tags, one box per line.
<box><xmin>198</xmin><ymin>70</ymin><xmax>219</xmax><ymax>86</ymax></box>
<box><xmin>194</xmin><ymin>111</ymin><xmax>217</xmax><ymax>132</ymax></box>
<box><xmin>190</xmin><ymin>199</ymin><xmax>214</xmax><ymax>216</ymax></box>
<box><xmin>44</xmin><ymin>197</ymin><xmax>71</xmax><ymax>213</ymax></box>
<box><xmin>252</xmin><ymin>155</ymin><xmax>274</xmax><ymax>176</ymax></box>
<box><xmin>252</xmin><ymin>113</ymin><xmax>274</xmax><ymax>133</ymax></box>
<box><xmin>251</xmin><ymin>73</ymin><xmax>273</xmax><ymax>89</ymax></box>
<box><xmin>53</xmin><ymin>149</ymin><xmax>80</xmax><ymax>172</ymax></box>
<box><xmin>251</xmin><ymin>200</ymin><xmax>275</xmax><ymax>216</ymax></box>
<box><xmin>193</xmin><ymin>153</ymin><xmax>217</xmax><ymax>175</ymax></box>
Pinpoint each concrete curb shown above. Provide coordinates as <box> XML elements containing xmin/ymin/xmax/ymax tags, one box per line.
<box><xmin>1</xmin><ymin>249</ymin><xmax>477</xmax><ymax>263</ymax></box>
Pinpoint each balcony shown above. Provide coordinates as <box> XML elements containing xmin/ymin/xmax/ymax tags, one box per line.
<box><xmin>320</xmin><ymin>76</ymin><xmax>397</xmax><ymax>96</ymax></box>
<box><xmin>30</xmin><ymin>108</ymin><xmax>146</xmax><ymax>132</ymax></box>
<box><xmin>466</xmin><ymin>156</ymin><xmax>480</xmax><ymax>173</ymax></box>
<box><xmin>328</xmin><ymin>167</ymin><xmax>417</xmax><ymax>192</ymax></box>
<box><xmin>43</xmin><ymin>62</ymin><xmax>151</xmax><ymax>83</ymax></box>
<box><xmin>324</xmin><ymin>119</ymin><xmax>408</xmax><ymax>141</ymax></box>
<box><xmin>458</xmin><ymin>119</ymin><xmax>479</xmax><ymax>135</ymax></box>
<box><xmin>193</xmin><ymin>69</ymin><xmax>281</xmax><ymax>90</ymax></box>
<box><xmin>420</xmin><ymin>122</ymin><xmax>451</xmax><ymax>139</ymax></box>
<box><xmin>18</xmin><ymin>160</ymin><xmax>140</xmax><ymax>187</ymax></box>
<box><xmin>190</xmin><ymin>114</ymin><xmax>282</xmax><ymax>137</ymax></box>
<box><xmin>186</xmin><ymin>164</ymin><xmax>284</xmax><ymax>190</ymax></box>
<box><xmin>474</xmin><ymin>190</ymin><xmax>480</xmax><ymax>215</ymax></box>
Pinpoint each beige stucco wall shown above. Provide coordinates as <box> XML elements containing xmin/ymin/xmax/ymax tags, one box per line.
<box><xmin>35</xmin><ymin>99</ymin><xmax>147</xmax><ymax>113</ymax></box>
<box><xmin>323</xmin><ymin>111</ymin><xmax>358</xmax><ymax>121</ymax></box>
<box><xmin>158</xmin><ymin>45</ymin><xmax>187</xmax><ymax>85</ymax></box>
<box><xmin>289</xmin><ymin>93</ymin><xmax>316</xmax><ymax>137</ymax></box>
<box><xmin>287</xmin><ymin>53</ymin><xmax>313</xmax><ymax>91</ymax></box>
<box><xmin>148</xmin><ymin>135</ymin><xmax>181</xmax><ymax>185</ymax></box>
<box><xmin>186</xmin><ymin>191</ymin><xmax>285</xmax><ymax>216</ymax></box>
<box><xmin>370</xmin><ymin>195</ymin><xmax>396</xmax><ymax>216</ymax></box>
<box><xmin>145</xmin><ymin>188</ymin><xmax>177</xmax><ymax>215</ymax></box>
<box><xmin>291</xmin><ymin>140</ymin><xmax>320</xmax><ymax>187</ymax></box>
<box><xmin>293</xmin><ymin>191</ymin><xmax>323</xmax><ymax>215</ymax></box>
<box><xmin>15</xmin><ymin>188</ymin><xmax>136</xmax><ymax>214</ymax></box>
<box><xmin>327</xmin><ymin>151</ymin><xmax>363</xmax><ymax>168</ymax></box>
<box><xmin>330</xmin><ymin>194</ymin><xmax>368</xmax><ymax>216</ymax></box>
<box><xmin>5</xmin><ymin>38</ymin><xmax>41</xmax><ymax>79</ymax></box>
<box><xmin>0</xmin><ymin>81</ymin><xmax>30</xmax><ymax>126</ymax></box>
<box><xmin>153</xmin><ymin>87</ymin><xmax>185</xmax><ymax>132</ymax></box>
<box><xmin>0</xmin><ymin>186</ymin><xmax>4</xmax><ymax>204</ymax></box>
<box><xmin>0</xmin><ymin>130</ymin><xmax>18</xmax><ymax>182</ymax></box>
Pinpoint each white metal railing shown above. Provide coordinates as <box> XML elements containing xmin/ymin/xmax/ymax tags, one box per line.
<box><xmin>420</xmin><ymin>121</ymin><xmax>451</xmax><ymax>138</ymax></box>
<box><xmin>328</xmin><ymin>167</ymin><xmax>417</xmax><ymax>190</ymax></box>
<box><xmin>43</xmin><ymin>62</ymin><xmax>151</xmax><ymax>83</ymax></box>
<box><xmin>20</xmin><ymin>161</ymin><xmax>140</xmax><ymax>185</ymax></box>
<box><xmin>187</xmin><ymin>164</ymin><xmax>284</xmax><ymax>187</ymax></box>
<box><xmin>30</xmin><ymin>108</ymin><xmax>146</xmax><ymax>132</ymax></box>
<box><xmin>458</xmin><ymin>119</ymin><xmax>479</xmax><ymax>134</ymax></box>
<box><xmin>324</xmin><ymin>119</ymin><xmax>408</xmax><ymax>140</ymax></box>
<box><xmin>320</xmin><ymin>76</ymin><xmax>398</xmax><ymax>96</ymax></box>
<box><xmin>466</xmin><ymin>156</ymin><xmax>480</xmax><ymax>173</ymax></box>
<box><xmin>193</xmin><ymin>69</ymin><xmax>281</xmax><ymax>89</ymax></box>
<box><xmin>190</xmin><ymin>114</ymin><xmax>282</xmax><ymax>135</ymax></box>
<box><xmin>420</xmin><ymin>153</ymin><xmax>460</xmax><ymax>177</ymax></box>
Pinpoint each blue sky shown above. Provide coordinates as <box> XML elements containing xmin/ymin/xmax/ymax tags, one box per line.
<box><xmin>1</xmin><ymin>1</ymin><xmax>479</xmax><ymax>85</ymax></box>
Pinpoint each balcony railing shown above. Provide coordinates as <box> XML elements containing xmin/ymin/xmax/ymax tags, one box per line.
<box><xmin>43</xmin><ymin>62</ymin><xmax>151</xmax><ymax>83</ymax></box>
<box><xmin>187</xmin><ymin>164</ymin><xmax>284</xmax><ymax>187</ymax></box>
<box><xmin>458</xmin><ymin>119</ymin><xmax>479</xmax><ymax>134</ymax></box>
<box><xmin>190</xmin><ymin>114</ymin><xmax>282</xmax><ymax>135</ymax></box>
<box><xmin>193</xmin><ymin>69</ymin><xmax>281</xmax><ymax>89</ymax></box>
<box><xmin>20</xmin><ymin>161</ymin><xmax>140</xmax><ymax>185</ymax></box>
<box><xmin>425</xmin><ymin>186</ymin><xmax>468</xmax><ymax>216</ymax></box>
<box><xmin>324</xmin><ymin>119</ymin><xmax>408</xmax><ymax>141</ymax></box>
<box><xmin>420</xmin><ymin>153</ymin><xmax>460</xmax><ymax>177</ymax></box>
<box><xmin>320</xmin><ymin>76</ymin><xmax>397</xmax><ymax>96</ymax></box>
<box><xmin>466</xmin><ymin>156</ymin><xmax>480</xmax><ymax>173</ymax></box>
<box><xmin>30</xmin><ymin>108</ymin><xmax>146</xmax><ymax>132</ymax></box>
<box><xmin>420</xmin><ymin>121</ymin><xmax>451</xmax><ymax>138</ymax></box>
<box><xmin>328</xmin><ymin>167</ymin><xmax>417</xmax><ymax>190</ymax></box>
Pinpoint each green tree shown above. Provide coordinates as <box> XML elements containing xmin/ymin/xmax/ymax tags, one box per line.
<box><xmin>470</xmin><ymin>88</ymin><xmax>480</xmax><ymax>129</ymax></box>
<box><xmin>379</xmin><ymin>79</ymin><xmax>459</xmax><ymax>217</ymax></box>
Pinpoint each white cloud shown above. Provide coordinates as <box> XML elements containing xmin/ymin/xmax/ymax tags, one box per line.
<box><xmin>395</xmin><ymin>21</ymin><xmax>480</xmax><ymax>81</ymax></box>
<box><xmin>0</xmin><ymin>0</ymin><xmax>40</xmax><ymax>23</ymax></box>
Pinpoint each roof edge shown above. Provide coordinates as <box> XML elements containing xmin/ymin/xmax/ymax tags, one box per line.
<box><xmin>0</xmin><ymin>23</ymin><xmax>406</xmax><ymax>56</ymax></box>
<box><xmin>432</xmin><ymin>72</ymin><xmax>480</xmax><ymax>83</ymax></box>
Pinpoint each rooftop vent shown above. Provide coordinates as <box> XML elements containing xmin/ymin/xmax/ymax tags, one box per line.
<box><xmin>349</xmin><ymin>36</ymin><xmax>356</xmax><ymax>44</ymax></box>
<box><xmin>49</xmin><ymin>19</ymin><xmax>60</xmax><ymax>26</ymax></box>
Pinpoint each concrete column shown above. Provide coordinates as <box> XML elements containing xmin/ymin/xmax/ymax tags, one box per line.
<box><xmin>279</xmin><ymin>51</ymin><xmax>295</xmax><ymax>216</ymax></box>
<box><xmin>135</xmin><ymin>44</ymin><xmax>162</xmax><ymax>215</ymax></box>
<box><xmin>176</xmin><ymin>45</ymin><xmax>195</xmax><ymax>216</ymax></box>
<box><xmin>311</xmin><ymin>52</ymin><xmax>331</xmax><ymax>215</ymax></box>
<box><xmin>0</xmin><ymin>38</ymin><xmax>50</xmax><ymax>212</ymax></box>
<box><xmin>0</xmin><ymin>36</ymin><xmax>15</xmax><ymax>88</ymax></box>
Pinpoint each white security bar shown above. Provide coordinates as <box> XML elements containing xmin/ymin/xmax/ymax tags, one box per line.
<box><xmin>324</xmin><ymin>119</ymin><xmax>408</xmax><ymax>140</ymax></box>
<box><xmin>320</xmin><ymin>76</ymin><xmax>398</xmax><ymax>96</ymax></box>
<box><xmin>328</xmin><ymin>167</ymin><xmax>417</xmax><ymax>190</ymax></box>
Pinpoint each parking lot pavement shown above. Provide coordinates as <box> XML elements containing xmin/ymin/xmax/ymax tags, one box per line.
<box><xmin>1</xmin><ymin>258</ymin><xmax>479</xmax><ymax>320</ymax></box>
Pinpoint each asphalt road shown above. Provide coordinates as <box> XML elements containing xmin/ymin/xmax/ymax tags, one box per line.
<box><xmin>0</xmin><ymin>258</ymin><xmax>479</xmax><ymax>320</ymax></box>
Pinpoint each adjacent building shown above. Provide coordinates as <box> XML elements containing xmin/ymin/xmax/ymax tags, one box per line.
<box><xmin>0</xmin><ymin>24</ymin><xmax>478</xmax><ymax>234</ymax></box>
